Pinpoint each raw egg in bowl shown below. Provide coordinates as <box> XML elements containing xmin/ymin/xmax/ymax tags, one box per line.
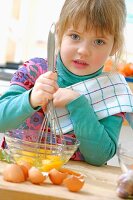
<box><xmin>4</xmin><ymin>129</ymin><xmax>80</xmax><ymax>172</ymax></box>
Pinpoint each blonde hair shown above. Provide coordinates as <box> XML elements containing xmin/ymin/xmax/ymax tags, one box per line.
<box><xmin>56</xmin><ymin>0</ymin><xmax>127</xmax><ymax>63</ymax></box>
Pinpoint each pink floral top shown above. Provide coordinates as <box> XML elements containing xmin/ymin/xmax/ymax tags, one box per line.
<box><xmin>11</xmin><ymin>58</ymin><xmax>48</xmax><ymax>130</ymax></box>
<box><xmin>2</xmin><ymin>58</ymin><xmax>83</xmax><ymax>161</ymax></box>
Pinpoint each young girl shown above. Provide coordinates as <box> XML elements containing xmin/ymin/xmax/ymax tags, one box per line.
<box><xmin>0</xmin><ymin>0</ymin><xmax>131</xmax><ymax>166</ymax></box>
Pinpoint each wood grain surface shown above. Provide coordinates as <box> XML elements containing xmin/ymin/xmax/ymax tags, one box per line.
<box><xmin>0</xmin><ymin>161</ymin><xmax>122</xmax><ymax>200</ymax></box>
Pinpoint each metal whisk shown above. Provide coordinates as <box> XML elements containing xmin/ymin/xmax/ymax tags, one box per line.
<box><xmin>35</xmin><ymin>23</ymin><xmax>64</xmax><ymax>170</ymax></box>
<box><xmin>39</xmin><ymin>22</ymin><xmax>63</xmax><ymax>141</ymax></box>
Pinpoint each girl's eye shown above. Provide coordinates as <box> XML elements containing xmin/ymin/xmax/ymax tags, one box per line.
<box><xmin>94</xmin><ymin>39</ymin><xmax>104</xmax><ymax>46</ymax></box>
<box><xmin>71</xmin><ymin>34</ymin><xmax>80</xmax><ymax>40</ymax></box>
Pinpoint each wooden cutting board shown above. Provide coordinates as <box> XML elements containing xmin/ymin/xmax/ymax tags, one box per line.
<box><xmin>0</xmin><ymin>161</ymin><xmax>122</xmax><ymax>200</ymax></box>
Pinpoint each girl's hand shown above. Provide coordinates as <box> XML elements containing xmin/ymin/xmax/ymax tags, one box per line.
<box><xmin>53</xmin><ymin>88</ymin><xmax>80</xmax><ymax>108</ymax></box>
<box><xmin>30</xmin><ymin>71</ymin><xmax>58</xmax><ymax>108</ymax></box>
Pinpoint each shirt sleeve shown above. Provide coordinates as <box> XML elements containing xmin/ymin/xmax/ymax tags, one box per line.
<box><xmin>0</xmin><ymin>57</ymin><xmax>48</xmax><ymax>132</ymax></box>
<box><xmin>67</xmin><ymin>95</ymin><xmax>123</xmax><ymax>166</ymax></box>
<box><xmin>0</xmin><ymin>85</ymin><xmax>39</xmax><ymax>132</ymax></box>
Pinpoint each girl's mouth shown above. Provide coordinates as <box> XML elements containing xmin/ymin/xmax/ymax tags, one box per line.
<box><xmin>72</xmin><ymin>60</ymin><xmax>88</xmax><ymax>69</ymax></box>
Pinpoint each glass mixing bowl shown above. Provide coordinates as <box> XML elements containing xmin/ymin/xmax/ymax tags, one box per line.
<box><xmin>4</xmin><ymin>129</ymin><xmax>80</xmax><ymax>172</ymax></box>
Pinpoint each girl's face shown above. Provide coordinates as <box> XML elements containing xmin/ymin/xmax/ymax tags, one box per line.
<box><xmin>60</xmin><ymin>20</ymin><xmax>115</xmax><ymax>76</ymax></box>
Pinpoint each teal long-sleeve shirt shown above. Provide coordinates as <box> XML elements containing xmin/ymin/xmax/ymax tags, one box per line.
<box><xmin>0</xmin><ymin>85</ymin><xmax>123</xmax><ymax>166</ymax></box>
<box><xmin>67</xmin><ymin>95</ymin><xmax>123</xmax><ymax>166</ymax></box>
<box><xmin>0</xmin><ymin>56</ymin><xmax>123</xmax><ymax>166</ymax></box>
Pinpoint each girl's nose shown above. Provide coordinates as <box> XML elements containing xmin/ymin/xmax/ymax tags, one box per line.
<box><xmin>77</xmin><ymin>41</ymin><xmax>90</xmax><ymax>56</ymax></box>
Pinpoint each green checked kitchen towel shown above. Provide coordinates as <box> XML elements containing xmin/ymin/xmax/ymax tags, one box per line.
<box><xmin>54</xmin><ymin>72</ymin><xmax>133</xmax><ymax>133</ymax></box>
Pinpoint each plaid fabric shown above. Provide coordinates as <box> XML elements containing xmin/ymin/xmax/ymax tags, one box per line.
<box><xmin>54</xmin><ymin>73</ymin><xmax>133</xmax><ymax>133</ymax></box>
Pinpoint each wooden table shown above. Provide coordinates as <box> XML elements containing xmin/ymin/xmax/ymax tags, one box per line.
<box><xmin>0</xmin><ymin>160</ymin><xmax>122</xmax><ymax>200</ymax></box>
